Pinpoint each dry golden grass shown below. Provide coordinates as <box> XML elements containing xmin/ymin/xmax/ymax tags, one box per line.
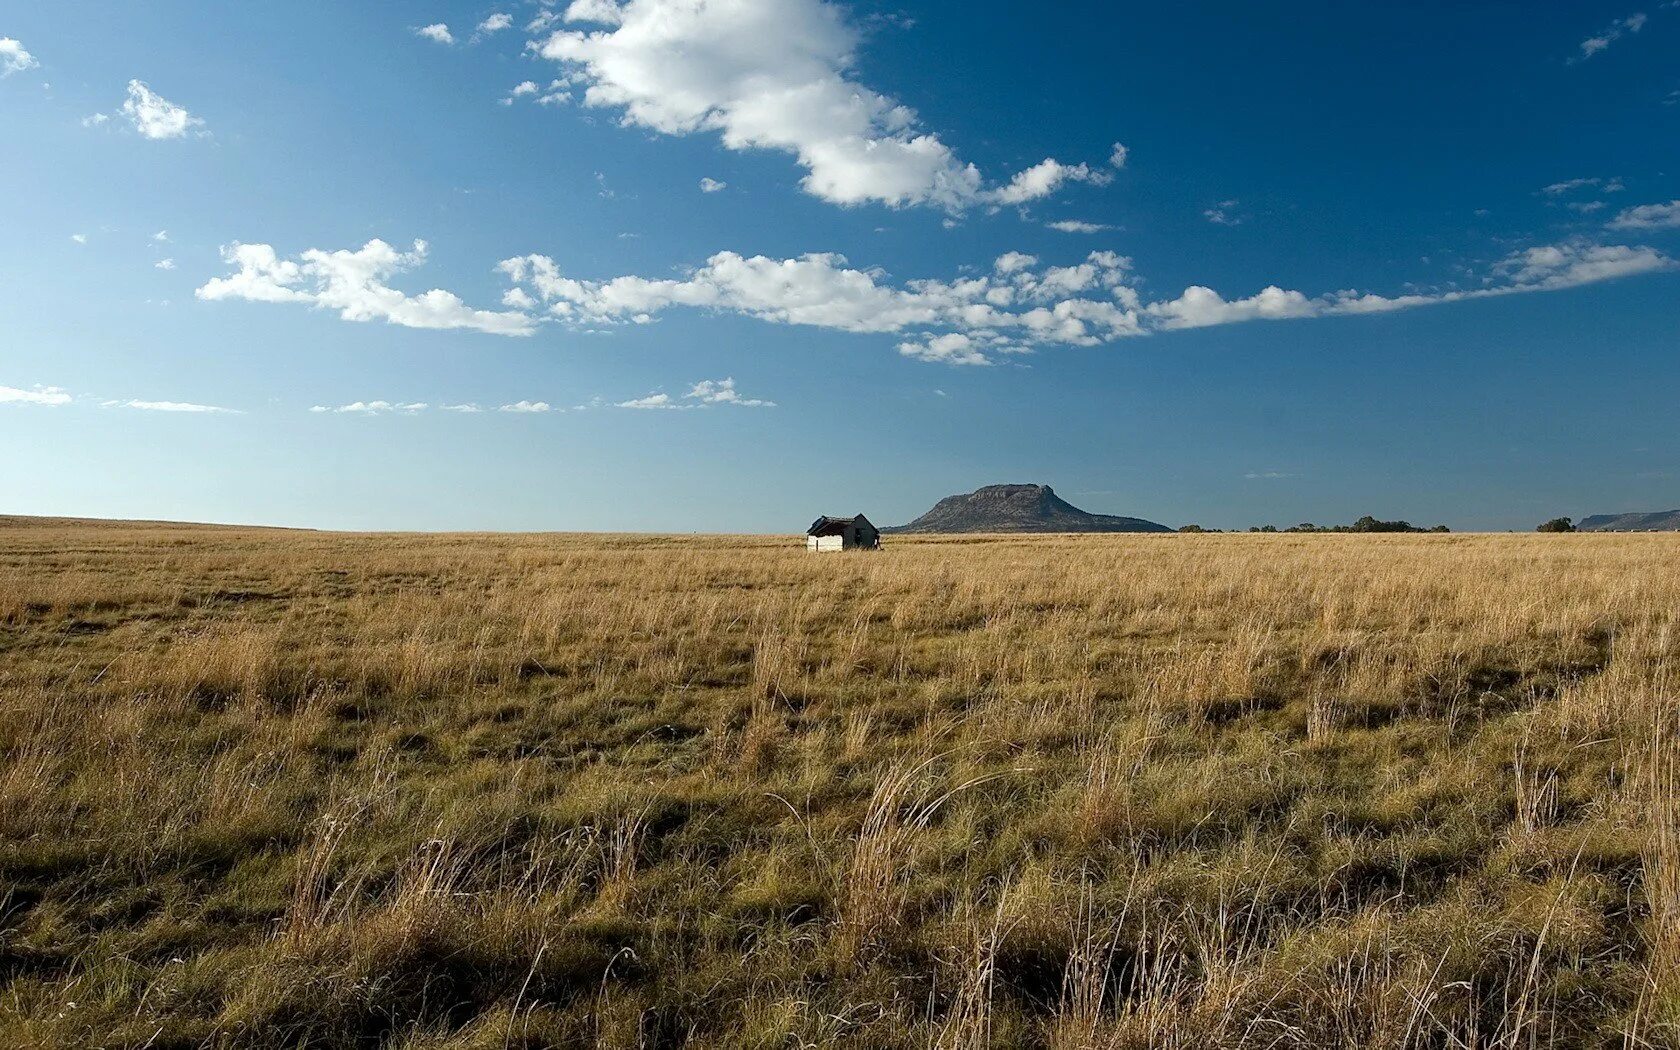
<box><xmin>0</xmin><ymin>522</ymin><xmax>1677</xmax><ymax>1047</ymax></box>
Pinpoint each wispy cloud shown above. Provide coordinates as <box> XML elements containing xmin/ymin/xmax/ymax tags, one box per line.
<box><xmin>1573</xmin><ymin>11</ymin><xmax>1648</xmax><ymax>61</ymax></box>
<box><xmin>616</xmin><ymin>392</ymin><xmax>677</xmax><ymax>410</ymax></box>
<box><xmin>1541</xmin><ymin>176</ymin><xmax>1623</xmax><ymax>196</ymax></box>
<box><xmin>498</xmin><ymin>400</ymin><xmax>554</xmax><ymax>412</ymax></box>
<box><xmin>103</xmin><ymin>399</ymin><xmax>240</xmax><ymax>414</ymax></box>
<box><xmin>308</xmin><ymin>400</ymin><xmax>430</xmax><ymax>415</ymax></box>
<box><xmin>1608</xmin><ymin>199</ymin><xmax>1680</xmax><ymax>230</ymax></box>
<box><xmin>3</xmin><ymin>383</ymin><xmax>237</xmax><ymax>412</ymax></box>
<box><xmin>1046</xmin><ymin>220</ymin><xmax>1113</xmax><ymax>234</ymax></box>
<box><xmin>612</xmin><ymin>378</ymin><xmax>775</xmax><ymax>410</ymax></box>
<box><xmin>1203</xmin><ymin>200</ymin><xmax>1242</xmax><ymax>226</ymax></box>
<box><xmin>685</xmin><ymin>378</ymin><xmax>774</xmax><ymax>407</ymax></box>
<box><xmin>699</xmin><ymin>177</ymin><xmax>727</xmax><ymax>193</ymax></box>
<box><xmin>0</xmin><ymin>384</ymin><xmax>72</xmax><ymax>407</ymax></box>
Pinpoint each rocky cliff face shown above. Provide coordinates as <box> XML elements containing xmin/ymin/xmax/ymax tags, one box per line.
<box><xmin>887</xmin><ymin>484</ymin><xmax>1170</xmax><ymax>533</ymax></box>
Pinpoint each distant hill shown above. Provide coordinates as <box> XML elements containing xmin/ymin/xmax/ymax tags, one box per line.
<box><xmin>886</xmin><ymin>484</ymin><xmax>1171</xmax><ymax>534</ymax></box>
<box><xmin>1577</xmin><ymin>510</ymin><xmax>1680</xmax><ymax>532</ymax></box>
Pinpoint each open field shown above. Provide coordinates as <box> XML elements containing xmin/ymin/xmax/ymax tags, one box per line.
<box><xmin>1</xmin><ymin>523</ymin><xmax>1677</xmax><ymax>1048</ymax></box>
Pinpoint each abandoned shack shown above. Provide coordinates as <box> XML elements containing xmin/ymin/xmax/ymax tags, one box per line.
<box><xmin>806</xmin><ymin>514</ymin><xmax>881</xmax><ymax>552</ymax></box>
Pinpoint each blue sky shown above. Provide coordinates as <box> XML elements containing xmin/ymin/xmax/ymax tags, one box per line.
<box><xmin>2</xmin><ymin>0</ymin><xmax>1677</xmax><ymax>532</ymax></box>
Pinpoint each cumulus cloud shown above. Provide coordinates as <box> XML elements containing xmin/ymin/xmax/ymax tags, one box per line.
<box><xmin>117</xmin><ymin>80</ymin><xmax>206</xmax><ymax>139</ymax></box>
<box><xmin>990</xmin><ymin>159</ymin><xmax>1110</xmax><ymax>206</ymax></box>
<box><xmin>1608</xmin><ymin>199</ymin><xmax>1680</xmax><ymax>230</ymax></box>
<box><xmin>499</xmin><ymin>400</ymin><xmax>554</xmax><ymax>412</ymax></box>
<box><xmin>498</xmin><ymin>238</ymin><xmax>1674</xmax><ymax>363</ymax></box>
<box><xmin>155</xmin><ymin>258</ymin><xmax>176</xmax><ymax>270</ymax></box>
<box><xmin>0</xmin><ymin>384</ymin><xmax>71</xmax><ymax>407</ymax></box>
<box><xmin>70</xmin><ymin>233</ymin><xmax>87</xmax><ymax>244</ymax></box>
<box><xmin>478</xmin><ymin>13</ymin><xmax>513</xmax><ymax>34</ymax></box>
<box><xmin>1574</xmin><ymin>12</ymin><xmax>1648</xmax><ymax>60</ymax></box>
<box><xmin>530</xmin><ymin>0</ymin><xmax>1099</xmax><ymax>210</ymax></box>
<box><xmin>1109</xmin><ymin>142</ymin><xmax>1128</xmax><ymax>169</ymax></box>
<box><xmin>197</xmin><ymin>239</ymin><xmax>536</xmax><ymax>336</ymax></box>
<box><xmin>0</xmin><ymin>37</ymin><xmax>37</xmax><ymax>77</ymax></box>
<box><xmin>699</xmin><ymin>177</ymin><xmax>727</xmax><ymax>193</ymax></box>
<box><xmin>416</xmin><ymin>23</ymin><xmax>455</xmax><ymax>44</ymax></box>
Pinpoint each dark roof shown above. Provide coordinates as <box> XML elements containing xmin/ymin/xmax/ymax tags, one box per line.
<box><xmin>807</xmin><ymin>514</ymin><xmax>874</xmax><ymax>536</ymax></box>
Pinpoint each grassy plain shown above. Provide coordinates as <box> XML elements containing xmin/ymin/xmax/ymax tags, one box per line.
<box><xmin>0</xmin><ymin>522</ymin><xmax>1677</xmax><ymax>1048</ymax></box>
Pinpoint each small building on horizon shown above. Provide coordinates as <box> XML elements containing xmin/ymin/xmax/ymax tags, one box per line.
<box><xmin>806</xmin><ymin>514</ymin><xmax>881</xmax><ymax>552</ymax></box>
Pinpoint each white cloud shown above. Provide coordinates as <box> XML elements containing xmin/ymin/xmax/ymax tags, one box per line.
<box><xmin>0</xmin><ymin>37</ymin><xmax>37</xmax><ymax>77</ymax></box>
<box><xmin>1541</xmin><ymin>176</ymin><xmax>1623</xmax><ymax>196</ymax></box>
<box><xmin>1109</xmin><ymin>142</ymin><xmax>1128</xmax><ymax>169</ymax></box>
<box><xmin>1046</xmin><ymin>220</ymin><xmax>1112</xmax><ymax>234</ymax></box>
<box><xmin>617</xmin><ymin>392</ymin><xmax>676</xmax><ymax>409</ymax></box>
<box><xmin>155</xmin><ymin>258</ymin><xmax>176</xmax><ymax>270</ymax></box>
<box><xmin>442</xmin><ymin>403</ymin><xmax>483</xmax><ymax>412</ymax></box>
<box><xmin>1575</xmin><ymin>12</ymin><xmax>1648</xmax><ymax>60</ymax></box>
<box><xmin>565</xmin><ymin>0</ymin><xmax>627</xmax><ymax>24</ymax></box>
<box><xmin>531</xmin><ymin>0</ymin><xmax>1098</xmax><ymax>210</ymax></box>
<box><xmin>416</xmin><ymin>23</ymin><xmax>455</xmax><ymax>44</ymax></box>
<box><xmin>70</xmin><ymin>233</ymin><xmax>87</xmax><ymax>244</ymax></box>
<box><xmin>498</xmin><ymin>238</ymin><xmax>1674</xmax><ymax>363</ymax></box>
<box><xmin>478</xmin><ymin>13</ymin><xmax>513</xmax><ymax>34</ymax></box>
<box><xmin>499</xmin><ymin>400</ymin><xmax>554</xmax><ymax>412</ymax></box>
<box><xmin>0</xmin><ymin>384</ymin><xmax>71</xmax><ymax>407</ymax></box>
<box><xmin>990</xmin><ymin>159</ymin><xmax>1110</xmax><ymax>206</ymax></box>
<box><xmin>685</xmin><ymin>377</ymin><xmax>773</xmax><ymax>406</ymax></box>
<box><xmin>1203</xmin><ymin>200</ymin><xmax>1242</xmax><ymax>225</ymax></box>
<box><xmin>197</xmin><ymin>239</ymin><xmax>536</xmax><ymax>336</ymax></box>
<box><xmin>2</xmin><ymin>385</ymin><xmax>237</xmax><ymax>412</ymax></box>
<box><xmin>152</xmin><ymin>230</ymin><xmax>169</xmax><ymax>242</ymax></box>
<box><xmin>81</xmin><ymin>113</ymin><xmax>110</xmax><ymax>127</ymax></box>
<box><xmin>1146</xmin><ymin>285</ymin><xmax>1317</xmax><ymax>329</ymax></box>
<box><xmin>104</xmin><ymin>399</ymin><xmax>240</xmax><ymax>414</ymax></box>
<box><xmin>119</xmin><ymin>80</ymin><xmax>206</xmax><ymax>140</ymax></box>
<box><xmin>1608</xmin><ymin>199</ymin><xmax>1680</xmax><ymax>230</ymax></box>
<box><xmin>699</xmin><ymin>177</ymin><xmax>727</xmax><ymax>193</ymax></box>
<box><xmin>309</xmin><ymin>401</ymin><xmax>430</xmax><ymax>414</ymax></box>
<box><xmin>897</xmin><ymin>332</ymin><xmax>990</xmax><ymax>366</ymax></box>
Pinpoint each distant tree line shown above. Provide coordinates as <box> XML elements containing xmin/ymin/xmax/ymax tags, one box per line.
<box><xmin>1536</xmin><ymin>517</ymin><xmax>1577</xmax><ymax>533</ymax></box>
<box><xmin>1178</xmin><ymin>516</ymin><xmax>1450</xmax><ymax>534</ymax></box>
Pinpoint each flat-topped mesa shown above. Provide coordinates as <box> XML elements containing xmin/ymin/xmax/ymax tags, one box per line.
<box><xmin>1578</xmin><ymin>510</ymin><xmax>1680</xmax><ymax>532</ymax></box>
<box><xmin>887</xmin><ymin>483</ymin><xmax>1171</xmax><ymax>534</ymax></box>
